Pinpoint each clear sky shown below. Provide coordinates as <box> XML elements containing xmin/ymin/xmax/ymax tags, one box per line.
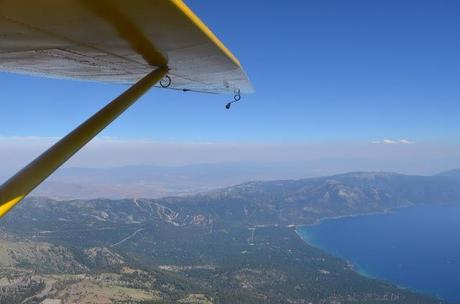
<box><xmin>0</xmin><ymin>0</ymin><xmax>459</xmax><ymax>174</ymax></box>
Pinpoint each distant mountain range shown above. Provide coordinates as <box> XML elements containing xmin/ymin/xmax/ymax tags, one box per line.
<box><xmin>10</xmin><ymin>170</ymin><xmax>460</xmax><ymax>229</ymax></box>
<box><xmin>436</xmin><ymin>169</ymin><xmax>460</xmax><ymax>180</ymax></box>
<box><xmin>24</xmin><ymin>162</ymin><xmax>460</xmax><ymax>203</ymax></box>
<box><xmin>189</xmin><ymin>170</ymin><xmax>460</xmax><ymax>226</ymax></box>
<box><xmin>143</xmin><ymin>170</ymin><xmax>460</xmax><ymax>227</ymax></box>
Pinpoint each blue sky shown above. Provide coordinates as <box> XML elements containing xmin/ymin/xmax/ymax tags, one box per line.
<box><xmin>0</xmin><ymin>0</ymin><xmax>460</xmax><ymax>174</ymax></box>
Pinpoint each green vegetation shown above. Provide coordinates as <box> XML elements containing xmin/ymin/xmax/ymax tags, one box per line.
<box><xmin>2</xmin><ymin>171</ymin><xmax>458</xmax><ymax>303</ymax></box>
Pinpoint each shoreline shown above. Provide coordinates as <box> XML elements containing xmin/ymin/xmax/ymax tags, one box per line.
<box><xmin>293</xmin><ymin>203</ymin><xmax>418</xmax><ymax>278</ymax></box>
<box><xmin>294</xmin><ymin>203</ymin><xmax>459</xmax><ymax>304</ymax></box>
<box><xmin>295</xmin><ymin>203</ymin><xmax>414</xmax><ymax>230</ymax></box>
<box><xmin>292</xmin><ymin>209</ymin><xmax>400</xmax><ymax>280</ymax></box>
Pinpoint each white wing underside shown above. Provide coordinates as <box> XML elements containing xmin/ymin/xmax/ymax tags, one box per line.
<box><xmin>0</xmin><ymin>0</ymin><xmax>252</xmax><ymax>94</ymax></box>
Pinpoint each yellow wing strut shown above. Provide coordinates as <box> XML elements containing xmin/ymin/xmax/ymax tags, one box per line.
<box><xmin>0</xmin><ymin>67</ymin><xmax>168</xmax><ymax>217</ymax></box>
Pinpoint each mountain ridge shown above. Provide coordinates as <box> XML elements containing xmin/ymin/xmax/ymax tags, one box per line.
<box><xmin>7</xmin><ymin>170</ymin><xmax>460</xmax><ymax>230</ymax></box>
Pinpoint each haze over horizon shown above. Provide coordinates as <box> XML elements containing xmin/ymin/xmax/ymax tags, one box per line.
<box><xmin>0</xmin><ymin>136</ymin><xmax>459</xmax><ymax>178</ymax></box>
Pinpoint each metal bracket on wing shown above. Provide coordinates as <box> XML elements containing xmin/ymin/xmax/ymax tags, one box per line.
<box><xmin>160</xmin><ymin>75</ymin><xmax>172</xmax><ymax>88</ymax></box>
<box><xmin>225</xmin><ymin>89</ymin><xmax>241</xmax><ymax>109</ymax></box>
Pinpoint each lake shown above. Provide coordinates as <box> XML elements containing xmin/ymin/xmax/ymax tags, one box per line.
<box><xmin>297</xmin><ymin>204</ymin><xmax>460</xmax><ymax>302</ymax></box>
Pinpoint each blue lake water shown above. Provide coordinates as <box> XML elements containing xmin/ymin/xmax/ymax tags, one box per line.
<box><xmin>297</xmin><ymin>204</ymin><xmax>460</xmax><ymax>302</ymax></box>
